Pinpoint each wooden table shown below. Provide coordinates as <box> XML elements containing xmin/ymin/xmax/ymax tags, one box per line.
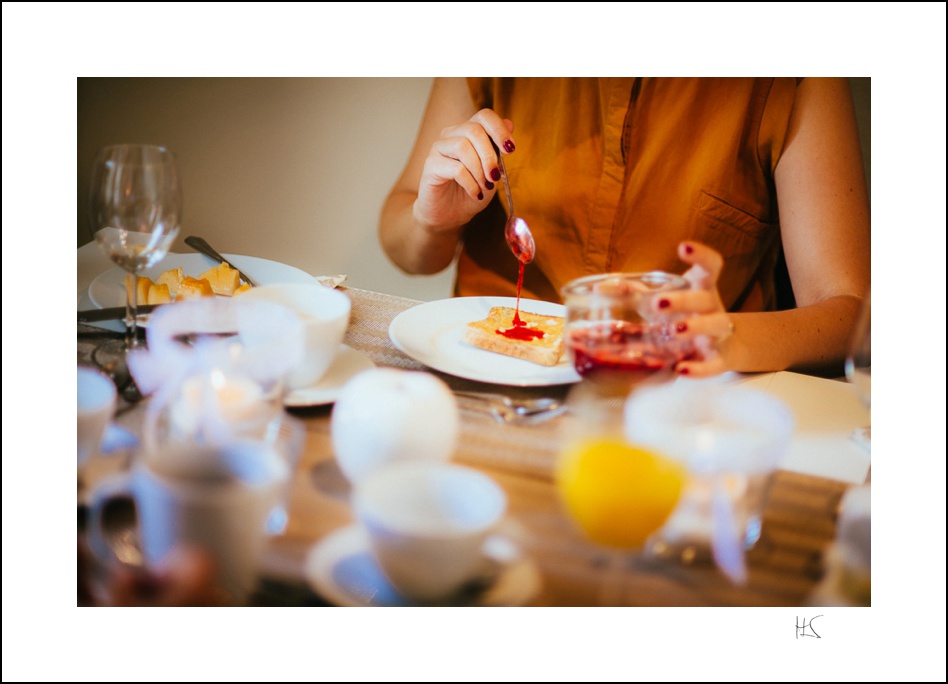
<box><xmin>78</xmin><ymin>286</ymin><xmax>860</xmax><ymax>607</ymax></box>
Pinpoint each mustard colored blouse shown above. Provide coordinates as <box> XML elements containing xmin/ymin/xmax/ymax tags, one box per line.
<box><xmin>457</xmin><ymin>77</ymin><xmax>800</xmax><ymax>312</ymax></box>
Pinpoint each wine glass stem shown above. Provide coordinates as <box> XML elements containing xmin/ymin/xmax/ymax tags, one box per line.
<box><xmin>124</xmin><ymin>271</ymin><xmax>140</xmax><ymax>350</ymax></box>
<box><xmin>599</xmin><ymin>550</ymin><xmax>629</xmax><ymax>605</ymax></box>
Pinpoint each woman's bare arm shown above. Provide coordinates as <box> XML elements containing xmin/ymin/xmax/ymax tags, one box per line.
<box><xmin>669</xmin><ymin>77</ymin><xmax>871</xmax><ymax>376</ymax></box>
<box><xmin>379</xmin><ymin>77</ymin><xmax>512</xmax><ymax>274</ymax></box>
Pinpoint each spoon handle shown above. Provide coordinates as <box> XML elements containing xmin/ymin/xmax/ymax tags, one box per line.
<box><xmin>492</xmin><ymin>141</ymin><xmax>515</xmax><ymax>216</ymax></box>
<box><xmin>184</xmin><ymin>236</ymin><xmax>257</xmax><ymax>286</ymax></box>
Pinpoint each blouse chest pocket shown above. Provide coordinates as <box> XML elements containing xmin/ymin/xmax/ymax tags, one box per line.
<box><xmin>692</xmin><ymin>190</ymin><xmax>779</xmax><ymax>259</ymax></box>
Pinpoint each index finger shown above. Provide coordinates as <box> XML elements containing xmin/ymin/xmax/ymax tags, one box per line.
<box><xmin>678</xmin><ymin>241</ymin><xmax>723</xmax><ymax>290</ymax></box>
<box><xmin>469</xmin><ymin>109</ymin><xmax>515</xmax><ymax>178</ymax></box>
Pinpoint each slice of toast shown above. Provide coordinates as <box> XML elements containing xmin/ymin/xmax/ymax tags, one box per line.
<box><xmin>462</xmin><ymin>306</ymin><xmax>565</xmax><ymax>366</ymax></box>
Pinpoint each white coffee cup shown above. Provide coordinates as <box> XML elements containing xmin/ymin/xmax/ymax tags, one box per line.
<box><xmin>77</xmin><ymin>366</ymin><xmax>117</xmax><ymax>469</ymax></box>
<box><xmin>353</xmin><ymin>461</ymin><xmax>508</xmax><ymax>602</ymax></box>
<box><xmin>86</xmin><ymin>440</ymin><xmax>289</xmax><ymax>605</ymax></box>
<box><xmin>240</xmin><ymin>283</ymin><xmax>351</xmax><ymax>390</ymax></box>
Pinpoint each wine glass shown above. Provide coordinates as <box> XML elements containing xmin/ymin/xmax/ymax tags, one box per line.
<box><xmin>845</xmin><ymin>290</ymin><xmax>871</xmax><ymax>446</ymax></box>
<box><xmin>554</xmin><ymin>433</ymin><xmax>686</xmax><ymax>604</ymax></box>
<box><xmin>88</xmin><ymin>144</ymin><xmax>182</xmax><ymax>389</ymax></box>
<box><xmin>555</xmin><ymin>272</ymin><xmax>693</xmax><ymax>603</ymax></box>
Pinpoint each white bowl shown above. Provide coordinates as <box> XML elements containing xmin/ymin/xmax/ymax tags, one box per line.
<box><xmin>241</xmin><ymin>283</ymin><xmax>351</xmax><ymax>390</ymax></box>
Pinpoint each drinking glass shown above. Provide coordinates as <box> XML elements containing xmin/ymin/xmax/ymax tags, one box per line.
<box><xmin>845</xmin><ymin>290</ymin><xmax>871</xmax><ymax>445</ymax></box>
<box><xmin>624</xmin><ymin>382</ymin><xmax>795</xmax><ymax>584</ymax></box>
<box><xmin>560</xmin><ymin>271</ymin><xmax>693</xmax><ymax>432</ymax></box>
<box><xmin>88</xmin><ymin>144</ymin><xmax>182</xmax><ymax>378</ymax></box>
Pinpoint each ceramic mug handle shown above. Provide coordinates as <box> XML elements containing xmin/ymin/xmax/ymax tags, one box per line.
<box><xmin>85</xmin><ymin>471</ymin><xmax>138</xmax><ymax>567</ymax></box>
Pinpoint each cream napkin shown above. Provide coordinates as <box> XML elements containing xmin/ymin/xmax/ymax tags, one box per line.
<box><xmin>315</xmin><ymin>274</ymin><xmax>347</xmax><ymax>289</ymax></box>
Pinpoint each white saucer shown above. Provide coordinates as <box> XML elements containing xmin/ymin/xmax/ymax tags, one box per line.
<box><xmin>283</xmin><ymin>345</ymin><xmax>375</xmax><ymax>407</ymax></box>
<box><xmin>304</xmin><ymin>525</ymin><xmax>542</xmax><ymax>607</ymax></box>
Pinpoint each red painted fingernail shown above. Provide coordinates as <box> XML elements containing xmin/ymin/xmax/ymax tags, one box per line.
<box><xmin>477</xmin><ymin>191</ymin><xmax>484</xmax><ymax>200</ymax></box>
<box><xmin>675</xmin><ymin>321</ymin><xmax>688</xmax><ymax>333</ymax></box>
<box><xmin>485</xmin><ymin>180</ymin><xmax>494</xmax><ymax>190</ymax></box>
<box><xmin>684</xmin><ymin>244</ymin><xmax>694</xmax><ymax>254</ymax></box>
<box><xmin>503</xmin><ymin>139</ymin><xmax>515</xmax><ymax>153</ymax></box>
<box><xmin>658</xmin><ymin>298</ymin><xmax>671</xmax><ymax>309</ymax></box>
<box><xmin>678</xmin><ymin>367</ymin><xmax>690</xmax><ymax>375</ymax></box>
<box><xmin>490</xmin><ymin>168</ymin><xmax>501</xmax><ymax>181</ymax></box>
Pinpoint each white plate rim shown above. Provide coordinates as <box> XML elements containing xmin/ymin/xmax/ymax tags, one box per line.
<box><xmin>282</xmin><ymin>345</ymin><xmax>375</xmax><ymax>408</ymax></box>
<box><xmin>87</xmin><ymin>252</ymin><xmax>318</xmax><ymax>309</ymax></box>
<box><xmin>388</xmin><ymin>296</ymin><xmax>580</xmax><ymax>387</ymax></box>
<box><xmin>304</xmin><ymin>524</ymin><xmax>541</xmax><ymax>607</ymax></box>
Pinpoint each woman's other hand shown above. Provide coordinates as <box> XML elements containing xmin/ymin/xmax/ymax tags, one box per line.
<box><xmin>652</xmin><ymin>241</ymin><xmax>734</xmax><ymax>378</ymax></box>
<box><xmin>660</xmin><ymin>79</ymin><xmax>870</xmax><ymax>378</ymax></box>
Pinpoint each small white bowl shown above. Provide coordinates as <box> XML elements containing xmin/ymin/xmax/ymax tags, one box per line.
<box><xmin>240</xmin><ymin>283</ymin><xmax>351</xmax><ymax>390</ymax></box>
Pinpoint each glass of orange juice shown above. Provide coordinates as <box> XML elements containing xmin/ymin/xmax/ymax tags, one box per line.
<box><xmin>554</xmin><ymin>386</ymin><xmax>686</xmax><ymax>604</ymax></box>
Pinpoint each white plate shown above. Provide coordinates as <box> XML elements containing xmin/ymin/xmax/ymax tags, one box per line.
<box><xmin>304</xmin><ymin>525</ymin><xmax>541</xmax><ymax>607</ymax></box>
<box><xmin>87</xmin><ymin>252</ymin><xmax>318</xmax><ymax>309</ymax></box>
<box><xmin>283</xmin><ymin>345</ymin><xmax>375</xmax><ymax>408</ymax></box>
<box><xmin>388</xmin><ymin>296</ymin><xmax>580</xmax><ymax>387</ymax></box>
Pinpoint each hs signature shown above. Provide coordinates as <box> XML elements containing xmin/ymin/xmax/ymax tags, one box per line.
<box><xmin>796</xmin><ymin>615</ymin><xmax>822</xmax><ymax>639</ymax></box>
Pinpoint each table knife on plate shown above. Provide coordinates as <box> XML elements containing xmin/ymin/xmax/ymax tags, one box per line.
<box><xmin>78</xmin><ymin>305</ymin><xmax>160</xmax><ymax>323</ymax></box>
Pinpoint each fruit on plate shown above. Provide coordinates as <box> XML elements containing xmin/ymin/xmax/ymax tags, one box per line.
<box><xmin>156</xmin><ymin>267</ymin><xmax>185</xmax><ymax>297</ymax></box>
<box><xmin>135</xmin><ymin>276</ymin><xmax>172</xmax><ymax>305</ymax></box>
<box><xmin>199</xmin><ymin>262</ymin><xmax>241</xmax><ymax>296</ymax></box>
<box><xmin>132</xmin><ymin>263</ymin><xmax>244</xmax><ymax>306</ymax></box>
<box><xmin>176</xmin><ymin>276</ymin><xmax>215</xmax><ymax>300</ymax></box>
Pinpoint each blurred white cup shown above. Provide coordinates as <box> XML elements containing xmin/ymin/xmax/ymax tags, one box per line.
<box><xmin>85</xmin><ymin>439</ymin><xmax>289</xmax><ymax>605</ymax></box>
<box><xmin>353</xmin><ymin>461</ymin><xmax>507</xmax><ymax>602</ymax></box>
<box><xmin>240</xmin><ymin>283</ymin><xmax>351</xmax><ymax>390</ymax></box>
<box><xmin>78</xmin><ymin>366</ymin><xmax>117</xmax><ymax>469</ymax></box>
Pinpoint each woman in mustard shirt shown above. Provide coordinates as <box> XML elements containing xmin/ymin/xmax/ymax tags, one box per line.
<box><xmin>379</xmin><ymin>78</ymin><xmax>870</xmax><ymax>378</ymax></box>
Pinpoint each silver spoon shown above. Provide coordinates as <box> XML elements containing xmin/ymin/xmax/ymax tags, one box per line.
<box><xmin>494</xmin><ymin>143</ymin><xmax>535</xmax><ymax>264</ymax></box>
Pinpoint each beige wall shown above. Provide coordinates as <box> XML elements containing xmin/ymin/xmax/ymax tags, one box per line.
<box><xmin>78</xmin><ymin>77</ymin><xmax>870</xmax><ymax>302</ymax></box>
<box><xmin>78</xmin><ymin>77</ymin><xmax>454</xmax><ymax>302</ymax></box>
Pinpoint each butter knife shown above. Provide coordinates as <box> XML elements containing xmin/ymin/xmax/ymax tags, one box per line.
<box><xmin>78</xmin><ymin>305</ymin><xmax>159</xmax><ymax>323</ymax></box>
<box><xmin>184</xmin><ymin>236</ymin><xmax>257</xmax><ymax>287</ymax></box>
